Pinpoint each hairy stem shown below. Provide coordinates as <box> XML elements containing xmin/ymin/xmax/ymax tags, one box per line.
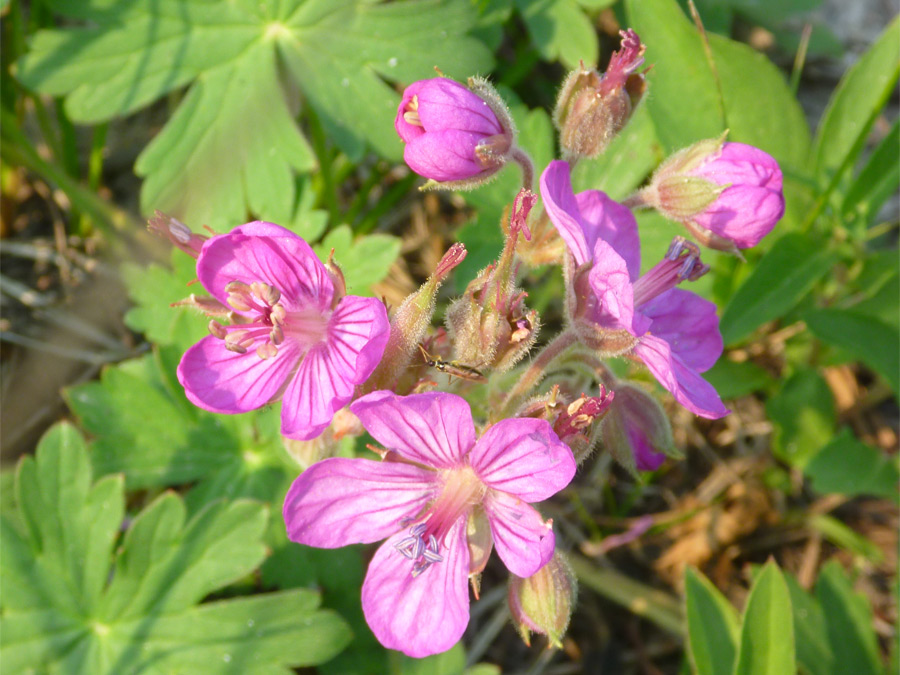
<box><xmin>510</xmin><ymin>146</ymin><xmax>534</xmax><ymax>191</ymax></box>
<box><xmin>497</xmin><ymin>328</ymin><xmax>579</xmax><ymax>420</ymax></box>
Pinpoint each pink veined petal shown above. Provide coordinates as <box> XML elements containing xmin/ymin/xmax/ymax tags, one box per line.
<box><xmin>634</xmin><ymin>334</ymin><xmax>729</xmax><ymax>419</ymax></box>
<box><xmin>695</xmin><ymin>142</ymin><xmax>783</xmax><ymax>191</ymax></box>
<box><xmin>283</xmin><ymin>458</ymin><xmax>437</xmax><ymax>548</ymax></box>
<box><xmin>362</xmin><ymin>518</ymin><xmax>470</xmax><ymax>658</ymax></box>
<box><xmin>640</xmin><ymin>289</ymin><xmax>723</xmax><ymax>372</ymax></box>
<box><xmin>328</xmin><ymin>295</ymin><xmax>390</xmax><ymax>384</ymax></box>
<box><xmin>415</xmin><ymin>78</ymin><xmax>502</xmax><ymax>135</ymax></box>
<box><xmin>588</xmin><ymin>238</ymin><xmax>640</xmax><ymax>333</ymax></box>
<box><xmin>693</xmin><ymin>184</ymin><xmax>784</xmax><ymax>249</ymax></box>
<box><xmin>403</xmin><ymin>130</ymin><xmax>486</xmax><ymax>182</ymax></box>
<box><xmin>469</xmin><ymin>418</ymin><xmax>575</xmax><ymax>503</ymax></box>
<box><xmin>197</xmin><ymin>223</ymin><xmax>333</xmax><ymax>312</ymax></box>
<box><xmin>482</xmin><ymin>490</ymin><xmax>555</xmax><ymax>578</ymax></box>
<box><xmin>177</xmin><ymin>335</ymin><xmax>300</xmax><ymax>414</ymax></box>
<box><xmin>280</xmin><ymin>341</ymin><xmax>353</xmax><ymax>441</ymax></box>
<box><xmin>574</xmin><ymin>190</ymin><xmax>641</xmax><ymax>279</ymax></box>
<box><xmin>540</xmin><ymin>160</ymin><xmax>592</xmax><ymax>266</ymax></box>
<box><xmin>350</xmin><ymin>391</ymin><xmax>476</xmax><ymax>469</ymax></box>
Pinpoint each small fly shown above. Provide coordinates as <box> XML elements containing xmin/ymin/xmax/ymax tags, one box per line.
<box><xmin>418</xmin><ymin>345</ymin><xmax>486</xmax><ymax>383</ymax></box>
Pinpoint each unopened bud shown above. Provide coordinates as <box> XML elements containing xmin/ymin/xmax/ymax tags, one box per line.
<box><xmin>508</xmin><ymin>551</ymin><xmax>577</xmax><ymax>649</ymax></box>
<box><xmin>396</xmin><ymin>75</ymin><xmax>517</xmax><ymax>190</ymax></box>
<box><xmin>554</xmin><ymin>29</ymin><xmax>647</xmax><ymax>161</ymax></box>
<box><xmin>363</xmin><ymin>243</ymin><xmax>466</xmax><ymax>392</ymax></box>
<box><xmin>147</xmin><ymin>210</ymin><xmax>208</xmax><ymax>258</ymax></box>
<box><xmin>636</xmin><ymin>134</ymin><xmax>784</xmax><ymax>252</ymax></box>
<box><xmin>601</xmin><ymin>383</ymin><xmax>678</xmax><ymax>475</ymax></box>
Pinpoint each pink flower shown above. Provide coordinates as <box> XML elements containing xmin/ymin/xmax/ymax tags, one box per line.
<box><xmin>177</xmin><ymin>222</ymin><xmax>390</xmax><ymax>440</ymax></box>
<box><xmin>643</xmin><ymin>138</ymin><xmax>785</xmax><ymax>251</ymax></box>
<box><xmin>541</xmin><ymin>160</ymin><xmax>728</xmax><ymax>419</ymax></box>
<box><xmin>395</xmin><ymin>77</ymin><xmax>511</xmax><ymax>183</ymax></box>
<box><xmin>283</xmin><ymin>390</ymin><xmax>576</xmax><ymax>657</ymax></box>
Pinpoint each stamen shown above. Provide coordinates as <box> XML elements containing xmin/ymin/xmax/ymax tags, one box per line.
<box><xmin>633</xmin><ymin>237</ymin><xmax>708</xmax><ymax>307</ymax></box>
<box><xmin>208</xmin><ymin>320</ymin><xmax>228</xmax><ymax>340</ymax></box>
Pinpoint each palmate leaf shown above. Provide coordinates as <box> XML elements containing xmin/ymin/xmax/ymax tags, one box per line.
<box><xmin>16</xmin><ymin>0</ymin><xmax>493</xmax><ymax>229</ymax></box>
<box><xmin>0</xmin><ymin>423</ymin><xmax>351</xmax><ymax>674</ymax></box>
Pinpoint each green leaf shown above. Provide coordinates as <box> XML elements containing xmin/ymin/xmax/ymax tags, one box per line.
<box><xmin>514</xmin><ymin>0</ymin><xmax>598</xmax><ymax>69</ymax></box>
<box><xmin>804</xmin><ymin>308</ymin><xmax>900</xmax><ymax>393</ymax></box>
<box><xmin>766</xmin><ymin>369</ymin><xmax>835</xmax><ymax>468</ymax></box>
<box><xmin>707</xmin><ymin>33</ymin><xmax>810</xmax><ymax>173</ymax></box>
<box><xmin>17</xmin><ymin>0</ymin><xmax>492</xmax><ymax>228</ymax></box>
<box><xmin>812</xmin><ymin>16</ymin><xmax>900</xmax><ymax>182</ymax></box>
<box><xmin>804</xmin><ymin>428</ymin><xmax>899</xmax><ymax>501</ymax></box>
<box><xmin>720</xmin><ymin>233</ymin><xmax>834</xmax><ymax>345</ymax></box>
<box><xmin>391</xmin><ymin>642</ymin><xmax>466</xmax><ymax>674</ymax></box>
<box><xmin>703</xmin><ymin>359</ymin><xmax>774</xmax><ymax>400</ymax></box>
<box><xmin>808</xmin><ymin>514</ymin><xmax>885</xmax><ymax>564</ymax></box>
<box><xmin>815</xmin><ymin>561</ymin><xmax>882</xmax><ymax>675</ymax></box>
<box><xmin>684</xmin><ymin>567</ymin><xmax>740</xmax><ymax>675</ymax></box>
<box><xmin>626</xmin><ymin>0</ymin><xmax>725</xmax><ymax>152</ymax></box>
<box><xmin>121</xmin><ymin>249</ymin><xmax>207</xmax><ymax>352</ymax></box>
<box><xmin>733</xmin><ymin>560</ymin><xmax>795</xmax><ymax>675</ymax></box>
<box><xmin>65</xmin><ymin>348</ymin><xmax>294</xmax><ymax>503</ymax></box>
<box><xmin>783</xmin><ymin>573</ymin><xmax>833</xmax><ymax>675</ymax></box>
<box><xmin>0</xmin><ymin>423</ymin><xmax>350</xmax><ymax>674</ymax></box>
<box><xmin>842</xmin><ymin>118</ymin><xmax>900</xmax><ymax>226</ymax></box>
<box><xmin>314</xmin><ymin>225</ymin><xmax>400</xmax><ymax>295</ymax></box>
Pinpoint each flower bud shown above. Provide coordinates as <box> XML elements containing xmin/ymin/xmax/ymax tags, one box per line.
<box><xmin>147</xmin><ymin>210</ymin><xmax>208</xmax><ymax>258</ymax></box>
<box><xmin>508</xmin><ymin>551</ymin><xmax>577</xmax><ymax>649</ymax></box>
<box><xmin>446</xmin><ymin>190</ymin><xmax>540</xmax><ymax>372</ymax></box>
<box><xmin>639</xmin><ymin>136</ymin><xmax>784</xmax><ymax>252</ymax></box>
<box><xmin>554</xmin><ymin>29</ymin><xmax>647</xmax><ymax>161</ymax></box>
<box><xmin>395</xmin><ymin>76</ymin><xmax>516</xmax><ymax>189</ymax></box>
<box><xmin>552</xmin><ymin>387</ymin><xmax>614</xmax><ymax>462</ymax></box>
<box><xmin>363</xmin><ymin>243</ymin><xmax>467</xmax><ymax>392</ymax></box>
<box><xmin>600</xmin><ymin>383</ymin><xmax>679</xmax><ymax>475</ymax></box>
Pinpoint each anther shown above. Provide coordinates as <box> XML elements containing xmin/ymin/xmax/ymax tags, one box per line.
<box><xmin>256</xmin><ymin>343</ymin><xmax>278</xmax><ymax>360</ymax></box>
<box><xmin>269</xmin><ymin>325</ymin><xmax>284</xmax><ymax>346</ymax></box>
<box><xmin>208</xmin><ymin>320</ymin><xmax>228</xmax><ymax>340</ymax></box>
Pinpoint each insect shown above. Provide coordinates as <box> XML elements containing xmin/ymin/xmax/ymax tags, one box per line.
<box><xmin>418</xmin><ymin>344</ymin><xmax>487</xmax><ymax>383</ymax></box>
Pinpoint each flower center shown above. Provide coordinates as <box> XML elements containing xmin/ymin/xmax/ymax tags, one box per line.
<box><xmin>395</xmin><ymin>465</ymin><xmax>485</xmax><ymax>577</ymax></box>
<box><xmin>208</xmin><ymin>280</ymin><xmax>330</xmax><ymax>360</ymax></box>
<box><xmin>403</xmin><ymin>95</ymin><xmax>422</xmax><ymax>127</ymax></box>
<box><xmin>631</xmin><ymin>237</ymin><xmax>709</xmax><ymax>308</ymax></box>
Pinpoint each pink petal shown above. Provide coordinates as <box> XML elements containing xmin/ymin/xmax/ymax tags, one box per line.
<box><xmin>197</xmin><ymin>222</ymin><xmax>333</xmax><ymax>312</ymax></box>
<box><xmin>574</xmin><ymin>190</ymin><xmax>641</xmax><ymax>279</ymax></box>
<box><xmin>280</xmin><ymin>343</ymin><xmax>351</xmax><ymax>440</ymax></box>
<box><xmin>482</xmin><ymin>490</ymin><xmax>555</xmax><ymax>578</ymax></box>
<box><xmin>640</xmin><ymin>289</ymin><xmax>722</xmax><ymax>372</ymax></box>
<box><xmin>362</xmin><ymin>519</ymin><xmax>470</xmax><ymax>658</ymax></box>
<box><xmin>588</xmin><ymin>238</ymin><xmax>645</xmax><ymax>334</ymax></box>
<box><xmin>328</xmin><ymin>295</ymin><xmax>390</xmax><ymax>384</ymax></box>
<box><xmin>395</xmin><ymin>81</ymin><xmax>427</xmax><ymax>142</ymax></box>
<box><xmin>540</xmin><ymin>160</ymin><xmax>592</xmax><ymax>266</ymax></box>
<box><xmin>283</xmin><ymin>458</ymin><xmax>436</xmax><ymax>548</ymax></box>
<box><xmin>634</xmin><ymin>334</ymin><xmax>729</xmax><ymax>419</ymax></box>
<box><xmin>403</xmin><ymin>130</ymin><xmax>486</xmax><ymax>182</ymax></box>
<box><xmin>177</xmin><ymin>335</ymin><xmax>299</xmax><ymax>413</ymax></box>
<box><xmin>469</xmin><ymin>418</ymin><xmax>575</xmax><ymax>503</ymax></box>
<box><xmin>415</xmin><ymin>78</ymin><xmax>503</xmax><ymax>135</ymax></box>
<box><xmin>350</xmin><ymin>391</ymin><xmax>476</xmax><ymax>469</ymax></box>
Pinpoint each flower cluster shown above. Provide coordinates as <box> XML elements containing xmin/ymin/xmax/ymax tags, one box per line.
<box><xmin>158</xmin><ymin>25</ymin><xmax>784</xmax><ymax>661</ymax></box>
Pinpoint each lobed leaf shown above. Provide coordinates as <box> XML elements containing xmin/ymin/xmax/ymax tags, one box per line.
<box><xmin>804</xmin><ymin>428</ymin><xmax>900</xmax><ymax>501</ymax></box>
<box><xmin>766</xmin><ymin>369</ymin><xmax>835</xmax><ymax>469</ymax></box>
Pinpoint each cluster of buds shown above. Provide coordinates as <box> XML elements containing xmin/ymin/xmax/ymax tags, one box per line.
<box><xmin>150</xmin><ymin>20</ymin><xmax>786</xmax><ymax>661</ymax></box>
<box><xmin>446</xmin><ymin>189</ymin><xmax>539</xmax><ymax>372</ymax></box>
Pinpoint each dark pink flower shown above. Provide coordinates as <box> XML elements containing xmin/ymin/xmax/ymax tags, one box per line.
<box><xmin>177</xmin><ymin>222</ymin><xmax>390</xmax><ymax>440</ymax></box>
<box><xmin>283</xmin><ymin>390</ymin><xmax>576</xmax><ymax>657</ymax></box>
<box><xmin>644</xmin><ymin>138</ymin><xmax>784</xmax><ymax>251</ymax></box>
<box><xmin>541</xmin><ymin>160</ymin><xmax>728</xmax><ymax>419</ymax></box>
<box><xmin>395</xmin><ymin>77</ymin><xmax>510</xmax><ymax>183</ymax></box>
